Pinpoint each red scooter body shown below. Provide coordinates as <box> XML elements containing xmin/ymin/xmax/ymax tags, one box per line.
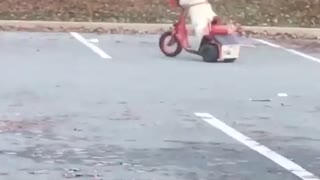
<box><xmin>159</xmin><ymin>3</ymin><xmax>240</xmax><ymax>63</ymax></box>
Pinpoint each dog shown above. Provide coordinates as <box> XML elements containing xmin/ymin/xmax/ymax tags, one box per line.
<box><xmin>178</xmin><ymin>0</ymin><xmax>217</xmax><ymax>49</ymax></box>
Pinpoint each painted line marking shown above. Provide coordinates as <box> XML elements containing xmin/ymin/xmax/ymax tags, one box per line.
<box><xmin>255</xmin><ymin>39</ymin><xmax>281</xmax><ymax>48</ymax></box>
<box><xmin>240</xmin><ymin>44</ymin><xmax>256</xmax><ymax>48</ymax></box>
<box><xmin>194</xmin><ymin>112</ymin><xmax>320</xmax><ymax>180</ymax></box>
<box><xmin>70</xmin><ymin>32</ymin><xmax>112</xmax><ymax>59</ymax></box>
<box><xmin>255</xmin><ymin>39</ymin><xmax>320</xmax><ymax>64</ymax></box>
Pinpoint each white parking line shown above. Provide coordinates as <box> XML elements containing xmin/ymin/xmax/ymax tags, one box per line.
<box><xmin>240</xmin><ymin>44</ymin><xmax>256</xmax><ymax>48</ymax></box>
<box><xmin>255</xmin><ymin>39</ymin><xmax>320</xmax><ymax>64</ymax></box>
<box><xmin>70</xmin><ymin>32</ymin><xmax>112</xmax><ymax>59</ymax></box>
<box><xmin>194</xmin><ymin>112</ymin><xmax>320</xmax><ymax>180</ymax></box>
<box><xmin>255</xmin><ymin>39</ymin><xmax>281</xmax><ymax>48</ymax></box>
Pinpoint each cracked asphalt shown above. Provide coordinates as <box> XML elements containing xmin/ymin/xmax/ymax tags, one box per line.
<box><xmin>0</xmin><ymin>31</ymin><xmax>320</xmax><ymax>180</ymax></box>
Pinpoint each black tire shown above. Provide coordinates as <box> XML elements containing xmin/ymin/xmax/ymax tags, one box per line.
<box><xmin>224</xmin><ymin>58</ymin><xmax>237</xmax><ymax>63</ymax></box>
<box><xmin>199</xmin><ymin>43</ymin><xmax>219</xmax><ymax>63</ymax></box>
<box><xmin>159</xmin><ymin>31</ymin><xmax>182</xmax><ymax>57</ymax></box>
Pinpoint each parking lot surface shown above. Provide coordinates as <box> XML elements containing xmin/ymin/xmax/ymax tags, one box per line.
<box><xmin>0</xmin><ymin>31</ymin><xmax>320</xmax><ymax>180</ymax></box>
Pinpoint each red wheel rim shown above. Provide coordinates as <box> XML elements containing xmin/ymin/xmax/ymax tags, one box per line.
<box><xmin>162</xmin><ymin>35</ymin><xmax>178</xmax><ymax>54</ymax></box>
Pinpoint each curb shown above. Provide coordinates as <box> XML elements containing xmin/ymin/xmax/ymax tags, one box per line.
<box><xmin>0</xmin><ymin>20</ymin><xmax>319</xmax><ymax>39</ymax></box>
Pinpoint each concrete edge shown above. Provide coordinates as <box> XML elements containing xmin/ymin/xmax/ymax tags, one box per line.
<box><xmin>0</xmin><ymin>20</ymin><xmax>319</xmax><ymax>39</ymax></box>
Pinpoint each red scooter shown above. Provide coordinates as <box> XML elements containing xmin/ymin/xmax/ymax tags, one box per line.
<box><xmin>159</xmin><ymin>0</ymin><xmax>240</xmax><ymax>63</ymax></box>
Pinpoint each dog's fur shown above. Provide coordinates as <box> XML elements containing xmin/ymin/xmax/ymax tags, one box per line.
<box><xmin>179</xmin><ymin>0</ymin><xmax>217</xmax><ymax>49</ymax></box>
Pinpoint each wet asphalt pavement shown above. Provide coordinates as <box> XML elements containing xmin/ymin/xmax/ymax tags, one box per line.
<box><xmin>0</xmin><ymin>31</ymin><xmax>320</xmax><ymax>180</ymax></box>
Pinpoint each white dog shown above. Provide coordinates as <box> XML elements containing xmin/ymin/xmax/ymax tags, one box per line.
<box><xmin>179</xmin><ymin>0</ymin><xmax>217</xmax><ymax>50</ymax></box>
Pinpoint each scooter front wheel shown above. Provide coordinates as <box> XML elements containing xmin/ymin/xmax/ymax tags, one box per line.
<box><xmin>159</xmin><ymin>31</ymin><xmax>182</xmax><ymax>57</ymax></box>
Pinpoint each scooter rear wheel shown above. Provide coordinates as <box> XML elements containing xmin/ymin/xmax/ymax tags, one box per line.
<box><xmin>199</xmin><ymin>43</ymin><xmax>219</xmax><ymax>63</ymax></box>
<box><xmin>224</xmin><ymin>58</ymin><xmax>236</xmax><ymax>63</ymax></box>
<box><xmin>159</xmin><ymin>31</ymin><xmax>182</xmax><ymax>57</ymax></box>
